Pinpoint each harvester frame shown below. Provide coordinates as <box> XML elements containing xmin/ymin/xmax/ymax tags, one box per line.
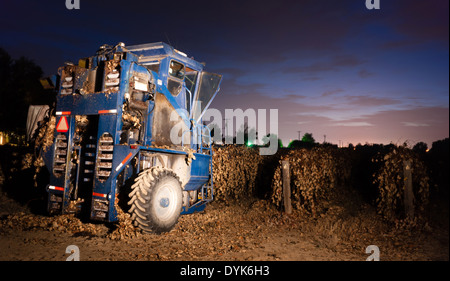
<box><xmin>39</xmin><ymin>42</ymin><xmax>222</xmax><ymax>233</ymax></box>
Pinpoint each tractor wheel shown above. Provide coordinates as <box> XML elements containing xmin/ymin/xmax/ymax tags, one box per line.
<box><xmin>128</xmin><ymin>167</ymin><xmax>183</xmax><ymax>234</ymax></box>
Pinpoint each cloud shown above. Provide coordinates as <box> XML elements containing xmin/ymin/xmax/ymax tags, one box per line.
<box><xmin>332</xmin><ymin>122</ymin><xmax>374</xmax><ymax>127</ymax></box>
<box><xmin>340</xmin><ymin>106</ymin><xmax>448</xmax><ymax>145</ymax></box>
<box><xmin>283</xmin><ymin>94</ymin><xmax>307</xmax><ymax>100</ymax></box>
<box><xmin>322</xmin><ymin>89</ymin><xmax>344</xmax><ymax>97</ymax></box>
<box><xmin>402</xmin><ymin>122</ymin><xmax>430</xmax><ymax>127</ymax></box>
<box><xmin>282</xmin><ymin>54</ymin><xmax>366</xmax><ymax>75</ymax></box>
<box><xmin>210</xmin><ymin>86</ymin><xmax>448</xmax><ymax>147</ymax></box>
<box><xmin>358</xmin><ymin>69</ymin><xmax>375</xmax><ymax>78</ymax></box>
<box><xmin>345</xmin><ymin>95</ymin><xmax>401</xmax><ymax>107</ymax></box>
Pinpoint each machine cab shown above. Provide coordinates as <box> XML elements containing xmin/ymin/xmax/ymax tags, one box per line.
<box><xmin>127</xmin><ymin>42</ymin><xmax>222</xmax><ymax>149</ymax></box>
<box><xmin>127</xmin><ymin>43</ymin><xmax>221</xmax><ymax>119</ymax></box>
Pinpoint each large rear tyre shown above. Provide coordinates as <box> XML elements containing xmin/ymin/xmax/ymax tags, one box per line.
<box><xmin>128</xmin><ymin>167</ymin><xmax>183</xmax><ymax>234</ymax></box>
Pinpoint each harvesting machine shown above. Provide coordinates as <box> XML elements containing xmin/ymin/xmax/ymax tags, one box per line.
<box><xmin>37</xmin><ymin>42</ymin><xmax>222</xmax><ymax>233</ymax></box>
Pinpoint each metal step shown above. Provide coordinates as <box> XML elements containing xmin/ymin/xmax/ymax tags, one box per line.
<box><xmin>97</xmin><ymin>170</ymin><xmax>111</xmax><ymax>177</ymax></box>
<box><xmin>97</xmin><ymin>162</ymin><xmax>112</xmax><ymax>168</ymax></box>
<box><xmin>56</xmin><ymin>141</ymin><xmax>68</xmax><ymax>148</ymax></box>
<box><xmin>55</xmin><ymin>149</ymin><xmax>67</xmax><ymax>155</ymax></box>
<box><xmin>98</xmin><ymin>153</ymin><xmax>113</xmax><ymax>160</ymax></box>
<box><xmin>98</xmin><ymin>145</ymin><xmax>113</xmax><ymax>151</ymax></box>
<box><xmin>53</xmin><ymin>165</ymin><xmax>66</xmax><ymax>171</ymax></box>
<box><xmin>99</xmin><ymin>136</ymin><xmax>113</xmax><ymax>143</ymax></box>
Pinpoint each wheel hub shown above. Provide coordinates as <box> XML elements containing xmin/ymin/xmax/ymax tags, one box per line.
<box><xmin>160</xmin><ymin>197</ymin><xmax>170</xmax><ymax>208</ymax></box>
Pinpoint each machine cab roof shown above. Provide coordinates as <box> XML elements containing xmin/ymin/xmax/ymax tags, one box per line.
<box><xmin>127</xmin><ymin>42</ymin><xmax>205</xmax><ymax>72</ymax></box>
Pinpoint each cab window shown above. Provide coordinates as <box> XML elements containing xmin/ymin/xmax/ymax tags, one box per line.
<box><xmin>169</xmin><ymin>60</ymin><xmax>185</xmax><ymax>79</ymax></box>
<box><xmin>168</xmin><ymin>60</ymin><xmax>185</xmax><ymax>96</ymax></box>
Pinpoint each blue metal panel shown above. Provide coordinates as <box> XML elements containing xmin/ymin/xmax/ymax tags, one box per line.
<box><xmin>56</xmin><ymin>92</ymin><xmax>120</xmax><ymax>115</ymax></box>
<box><xmin>42</xmin><ymin>140</ymin><xmax>55</xmax><ymax>176</ymax></box>
<box><xmin>60</xmin><ymin>115</ymin><xmax>76</xmax><ymax>212</ymax></box>
<box><xmin>192</xmin><ymin>153</ymin><xmax>211</xmax><ymax>175</ymax></box>
<box><xmin>144</xmin><ymin>100</ymin><xmax>155</xmax><ymax>146</ymax></box>
<box><xmin>181</xmin><ymin>202</ymin><xmax>206</xmax><ymax>215</ymax></box>
<box><xmin>156</xmin><ymin>80</ymin><xmax>190</xmax><ymax>127</ymax></box>
<box><xmin>119</xmin><ymin>58</ymin><xmax>132</xmax><ymax>96</ymax></box>
<box><xmin>184</xmin><ymin>153</ymin><xmax>211</xmax><ymax>191</ymax></box>
<box><xmin>136</xmin><ymin>145</ymin><xmax>189</xmax><ymax>155</ymax></box>
<box><xmin>90</xmin><ymin>145</ymin><xmax>139</xmax><ymax>222</ymax></box>
<box><xmin>109</xmin><ymin>145</ymin><xmax>140</xmax><ymax>178</ymax></box>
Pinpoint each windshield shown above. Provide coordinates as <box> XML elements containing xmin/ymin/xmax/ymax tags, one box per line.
<box><xmin>192</xmin><ymin>72</ymin><xmax>222</xmax><ymax>122</ymax></box>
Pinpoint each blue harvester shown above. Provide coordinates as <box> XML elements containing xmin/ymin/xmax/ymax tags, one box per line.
<box><xmin>42</xmin><ymin>42</ymin><xmax>222</xmax><ymax>233</ymax></box>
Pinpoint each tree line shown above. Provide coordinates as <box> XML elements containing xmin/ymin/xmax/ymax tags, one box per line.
<box><xmin>0</xmin><ymin>48</ymin><xmax>53</xmax><ymax>132</ymax></box>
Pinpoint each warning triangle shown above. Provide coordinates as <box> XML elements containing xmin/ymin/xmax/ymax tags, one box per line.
<box><xmin>56</xmin><ymin>116</ymin><xmax>69</xmax><ymax>132</ymax></box>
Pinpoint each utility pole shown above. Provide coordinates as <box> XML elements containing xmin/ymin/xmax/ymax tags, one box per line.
<box><xmin>297</xmin><ymin>131</ymin><xmax>301</xmax><ymax>141</ymax></box>
<box><xmin>323</xmin><ymin>134</ymin><xmax>326</xmax><ymax>143</ymax></box>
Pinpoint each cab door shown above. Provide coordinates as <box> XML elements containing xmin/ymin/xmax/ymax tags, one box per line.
<box><xmin>190</xmin><ymin>72</ymin><xmax>222</xmax><ymax>123</ymax></box>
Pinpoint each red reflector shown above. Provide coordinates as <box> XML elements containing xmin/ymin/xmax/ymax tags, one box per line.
<box><xmin>49</xmin><ymin>185</ymin><xmax>64</xmax><ymax>191</ymax></box>
<box><xmin>130</xmin><ymin>145</ymin><xmax>138</xmax><ymax>149</ymax></box>
<box><xmin>93</xmin><ymin>192</ymin><xmax>107</xmax><ymax>198</ymax></box>
<box><xmin>56</xmin><ymin>111</ymin><xmax>71</xmax><ymax>116</ymax></box>
<box><xmin>56</xmin><ymin>116</ymin><xmax>69</xmax><ymax>132</ymax></box>
<box><xmin>98</xmin><ymin>109</ymin><xmax>117</xmax><ymax>114</ymax></box>
<box><xmin>121</xmin><ymin>152</ymin><xmax>133</xmax><ymax>165</ymax></box>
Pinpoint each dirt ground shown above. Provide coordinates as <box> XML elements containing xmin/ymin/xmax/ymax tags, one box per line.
<box><xmin>0</xmin><ymin>148</ymin><xmax>448</xmax><ymax>261</ymax></box>
<box><xmin>0</xmin><ymin>187</ymin><xmax>448</xmax><ymax>261</ymax></box>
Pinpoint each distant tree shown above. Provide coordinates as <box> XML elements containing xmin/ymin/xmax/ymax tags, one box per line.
<box><xmin>428</xmin><ymin>138</ymin><xmax>449</xmax><ymax>190</ymax></box>
<box><xmin>262</xmin><ymin>133</ymin><xmax>283</xmax><ymax>148</ymax></box>
<box><xmin>288</xmin><ymin>139</ymin><xmax>302</xmax><ymax>148</ymax></box>
<box><xmin>288</xmin><ymin>138</ymin><xmax>316</xmax><ymax>149</ymax></box>
<box><xmin>301</xmin><ymin>132</ymin><xmax>315</xmax><ymax>144</ymax></box>
<box><xmin>0</xmin><ymin>48</ymin><xmax>12</xmax><ymax>91</ymax></box>
<box><xmin>321</xmin><ymin>142</ymin><xmax>338</xmax><ymax>148</ymax></box>
<box><xmin>413</xmin><ymin>142</ymin><xmax>428</xmax><ymax>154</ymax></box>
<box><xmin>0</xmin><ymin>48</ymin><xmax>51</xmax><ymax>131</ymax></box>
<box><xmin>431</xmin><ymin>138</ymin><xmax>449</xmax><ymax>154</ymax></box>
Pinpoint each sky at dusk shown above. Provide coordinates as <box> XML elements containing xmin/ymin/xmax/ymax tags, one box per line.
<box><xmin>1</xmin><ymin>0</ymin><xmax>448</xmax><ymax>147</ymax></box>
